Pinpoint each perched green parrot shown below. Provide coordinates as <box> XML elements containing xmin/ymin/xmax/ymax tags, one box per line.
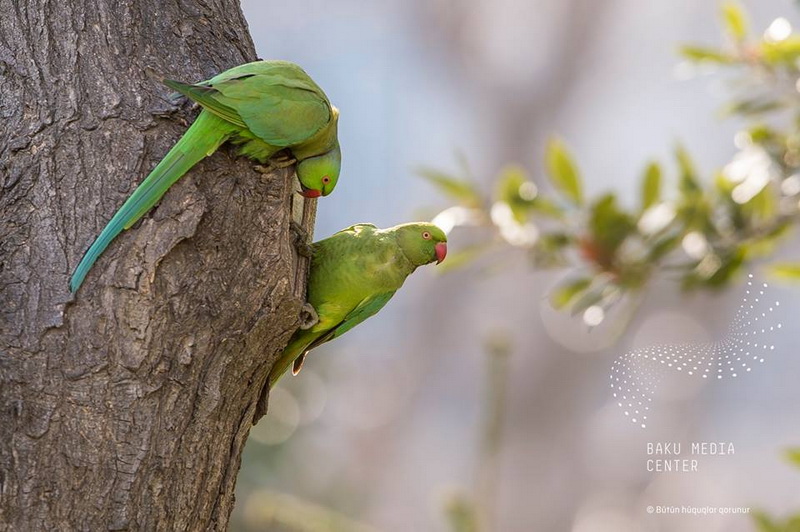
<box><xmin>268</xmin><ymin>222</ymin><xmax>448</xmax><ymax>385</ymax></box>
<box><xmin>70</xmin><ymin>60</ymin><xmax>340</xmax><ymax>292</ymax></box>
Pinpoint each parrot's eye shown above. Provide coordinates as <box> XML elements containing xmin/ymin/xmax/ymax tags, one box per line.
<box><xmin>422</xmin><ymin>231</ymin><xmax>431</xmax><ymax>240</ymax></box>
<box><xmin>322</xmin><ymin>176</ymin><xmax>331</xmax><ymax>184</ymax></box>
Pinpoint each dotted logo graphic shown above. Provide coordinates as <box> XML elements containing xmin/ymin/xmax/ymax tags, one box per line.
<box><xmin>610</xmin><ymin>275</ymin><xmax>781</xmax><ymax>428</ymax></box>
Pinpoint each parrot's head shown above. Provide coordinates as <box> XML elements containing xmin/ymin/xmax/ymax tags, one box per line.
<box><xmin>296</xmin><ymin>143</ymin><xmax>341</xmax><ymax>198</ymax></box>
<box><xmin>393</xmin><ymin>222</ymin><xmax>448</xmax><ymax>266</ymax></box>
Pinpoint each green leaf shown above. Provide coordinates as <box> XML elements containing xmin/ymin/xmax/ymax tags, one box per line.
<box><xmin>495</xmin><ymin>164</ymin><xmax>537</xmax><ymax>223</ymax></box>
<box><xmin>550</xmin><ymin>278</ymin><xmax>592</xmax><ymax>309</ymax></box>
<box><xmin>530</xmin><ymin>196</ymin><xmax>565</xmax><ymax>219</ymax></box>
<box><xmin>752</xmin><ymin>511</ymin><xmax>783</xmax><ymax>532</ymax></box>
<box><xmin>531</xmin><ymin>233</ymin><xmax>573</xmax><ymax>268</ymax></box>
<box><xmin>705</xmin><ymin>248</ymin><xmax>745</xmax><ymax>288</ymax></box>
<box><xmin>769</xmin><ymin>263</ymin><xmax>800</xmax><ymax>281</ymax></box>
<box><xmin>748</xmin><ymin>125</ymin><xmax>775</xmax><ymax>144</ymax></box>
<box><xmin>641</xmin><ymin>162</ymin><xmax>662</xmax><ymax>210</ymax></box>
<box><xmin>673</xmin><ymin>146</ymin><xmax>713</xmax><ymax>233</ymax></box>
<box><xmin>444</xmin><ymin>493</ymin><xmax>478</xmax><ymax>532</ymax></box>
<box><xmin>721</xmin><ymin>2</ymin><xmax>748</xmax><ymax>41</ymax></box>
<box><xmin>648</xmin><ymin>234</ymin><xmax>682</xmax><ymax>261</ymax></box>
<box><xmin>675</xmin><ymin>144</ymin><xmax>701</xmax><ymax>196</ymax></box>
<box><xmin>589</xmin><ymin>194</ymin><xmax>635</xmax><ymax>255</ymax></box>
<box><xmin>741</xmin><ymin>183</ymin><xmax>776</xmax><ymax>221</ymax></box>
<box><xmin>545</xmin><ymin>138</ymin><xmax>583</xmax><ymax>205</ymax></box>
<box><xmin>724</xmin><ymin>99</ymin><xmax>785</xmax><ymax>117</ymax></box>
<box><xmin>679</xmin><ymin>45</ymin><xmax>733</xmax><ymax>63</ymax></box>
<box><xmin>418</xmin><ymin>167</ymin><xmax>482</xmax><ymax>208</ymax></box>
<box><xmin>538</xmin><ymin>232</ymin><xmax>573</xmax><ymax>250</ymax></box>
<box><xmin>714</xmin><ymin>171</ymin><xmax>735</xmax><ymax>195</ymax></box>
<box><xmin>785</xmin><ymin>448</ymin><xmax>800</xmax><ymax>468</ymax></box>
<box><xmin>761</xmin><ymin>36</ymin><xmax>800</xmax><ymax>65</ymax></box>
<box><xmin>570</xmin><ymin>288</ymin><xmax>606</xmax><ymax>316</ymax></box>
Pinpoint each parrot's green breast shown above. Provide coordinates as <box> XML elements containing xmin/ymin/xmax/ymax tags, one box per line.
<box><xmin>306</xmin><ymin>225</ymin><xmax>414</xmax><ymax>320</ymax></box>
<box><xmin>267</xmin><ymin>222</ymin><xmax>447</xmax><ymax>386</ymax></box>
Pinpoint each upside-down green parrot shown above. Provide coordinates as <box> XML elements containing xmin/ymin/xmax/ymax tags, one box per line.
<box><xmin>268</xmin><ymin>222</ymin><xmax>448</xmax><ymax>385</ymax></box>
<box><xmin>69</xmin><ymin>60</ymin><xmax>341</xmax><ymax>292</ymax></box>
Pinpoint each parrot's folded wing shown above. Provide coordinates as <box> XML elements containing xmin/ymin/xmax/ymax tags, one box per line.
<box><xmin>333</xmin><ymin>223</ymin><xmax>378</xmax><ymax>237</ymax></box>
<box><xmin>167</xmin><ymin>75</ymin><xmax>331</xmax><ymax>148</ymax></box>
<box><xmin>289</xmin><ymin>292</ymin><xmax>396</xmax><ymax>377</ymax></box>
<box><xmin>163</xmin><ymin>79</ymin><xmax>248</xmax><ymax>129</ymax></box>
<box><xmin>220</xmin><ymin>77</ymin><xmax>331</xmax><ymax>147</ymax></box>
<box><xmin>317</xmin><ymin>293</ymin><xmax>395</xmax><ymax>349</ymax></box>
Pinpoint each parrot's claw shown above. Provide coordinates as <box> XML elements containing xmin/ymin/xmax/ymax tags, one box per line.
<box><xmin>271</xmin><ymin>149</ymin><xmax>297</xmax><ymax>169</ymax></box>
<box><xmin>253</xmin><ymin>153</ymin><xmax>296</xmax><ymax>175</ymax></box>
<box><xmin>291</xmin><ymin>221</ymin><xmax>313</xmax><ymax>258</ymax></box>
<box><xmin>299</xmin><ymin>303</ymin><xmax>319</xmax><ymax>330</ymax></box>
<box><xmin>270</xmin><ymin>156</ymin><xmax>297</xmax><ymax>169</ymax></box>
<box><xmin>292</xmin><ymin>352</ymin><xmax>307</xmax><ymax>375</ymax></box>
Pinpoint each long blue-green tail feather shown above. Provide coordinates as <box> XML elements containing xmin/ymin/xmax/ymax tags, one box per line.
<box><xmin>70</xmin><ymin>111</ymin><xmax>237</xmax><ymax>292</ymax></box>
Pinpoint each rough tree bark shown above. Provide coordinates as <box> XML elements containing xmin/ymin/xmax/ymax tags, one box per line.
<box><xmin>0</xmin><ymin>0</ymin><xmax>315</xmax><ymax>529</ymax></box>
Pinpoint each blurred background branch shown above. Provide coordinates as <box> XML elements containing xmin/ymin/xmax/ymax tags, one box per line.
<box><xmin>445</xmin><ymin>332</ymin><xmax>512</xmax><ymax>532</ymax></box>
<box><xmin>419</xmin><ymin>0</ymin><xmax>616</xmax><ymax>165</ymax></box>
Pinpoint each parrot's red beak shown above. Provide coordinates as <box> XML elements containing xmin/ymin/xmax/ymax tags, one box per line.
<box><xmin>435</xmin><ymin>242</ymin><xmax>447</xmax><ymax>264</ymax></box>
<box><xmin>300</xmin><ymin>188</ymin><xmax>322</xmax><ymax>198</ymax></box>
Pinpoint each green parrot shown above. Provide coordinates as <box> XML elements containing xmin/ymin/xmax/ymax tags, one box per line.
<box><xmin>268</xmin><ymin>222</ymin><xmax>448</xmax><ymax>385</ymax></box>
<box><xmin>69</xmin><ymin>60</ymin><xmax>340</xmax><ymax>292</ymax></box>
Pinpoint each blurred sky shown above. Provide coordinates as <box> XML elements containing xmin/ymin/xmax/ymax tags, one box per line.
<box><xmin>234</xmin><ymin>1</ymin><xmax>800</xmax><ymax>531</ymax></box>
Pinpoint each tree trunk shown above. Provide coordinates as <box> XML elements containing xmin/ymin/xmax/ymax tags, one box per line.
<box><xmin>0</xmin><ymin>0</ymin><xmax>314</xmax><ymax>529</ymax></box>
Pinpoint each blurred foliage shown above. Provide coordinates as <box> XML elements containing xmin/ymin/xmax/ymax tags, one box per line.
<box><xmin>426</xmin><ymin>1</ymin><xmax>800</xmax><ymax>328</ymax></box>
<box><xmin>235</xmin><ymin>5</ymin><xmax>800</xmax><ymax>531</ymax></box>
<box><xmin>236</xmin><ymin>490</ymin><xmax>378</xmax><ymax>532</ymax></box>
<box><xmin>444</xmin><ymin>493</ymin><xmax>480</xmax><ymax>532</ymax></box>
<box><xmin>753</xmin><ymin>448</ymin><xmax>800</xmax><ymax>532</ymax></box>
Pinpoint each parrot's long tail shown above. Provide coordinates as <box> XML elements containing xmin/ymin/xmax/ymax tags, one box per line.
<box><xmin>69</xmin><ymin>111</ymin><xmax>238</xmax><ymax>292</ymax></box>
<box><xmin>269</xmin><ymin>331</ymin><xmax>315</xmax><ymax>386</ymax></box>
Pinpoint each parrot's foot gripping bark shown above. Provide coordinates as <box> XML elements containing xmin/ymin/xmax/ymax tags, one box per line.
<box><xmin>298</xmin><ymin>303</ymin><xmax>319</xmax><ymax>330</ymax></box>
<box><xmin>253</xmin><ymin>154</ymin><xmax>297</xmax><ymax>175</ymax></box>
<box><xmin>270</xmin><ymin>155</ymin><xmax>297</xmax><ymax>169</ymax></box>
<box><xmin>291</xmin><ymin>221</ymin><xmax>313</xmax><ymax>258</ymax></box>
<box><xmin>270</xmin><ymin>149</ymin><xmax>297</xmax><ymax>169</ymax></box>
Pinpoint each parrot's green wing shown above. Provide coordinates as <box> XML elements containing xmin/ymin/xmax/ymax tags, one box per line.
<box><xmin>335</xmin><ymin>222</ymin><xmax>378</xmax><ymax>234</ymax></box>
<box><xmin>291</xmin><ymin>291</ymin><xmax>396</xmax><ymax>375</ymax></box>
<box><xmin>164</xmin><ymin>73</ymin><xmax>331</xmax><ymax>147</ymax></box>
<box><xmin>164</xmin><ymin>79</ymin><xmax>247</xmax><ymax>128</ymax></box>
<box><xmin>318</xmin><ymin>292</ymin><xmax>396</xmax><ymax>346</ymax></box>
